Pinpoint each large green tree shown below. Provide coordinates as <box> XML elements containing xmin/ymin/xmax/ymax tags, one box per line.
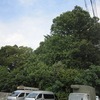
<box><xmin>35</xmin><ymin>6</ymin><xmax>100</xmax><ymax>69</ymax></box>
<box><xmin>51</xmin><ymin>6</ymin><xmax>100</xmax><ymax>45</ymax></box>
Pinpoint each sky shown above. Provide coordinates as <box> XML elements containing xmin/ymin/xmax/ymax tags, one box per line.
<box><xmin>0</xmin><ymin>0</ymin><xmax>100</xmax><ymax>50</ymax></box>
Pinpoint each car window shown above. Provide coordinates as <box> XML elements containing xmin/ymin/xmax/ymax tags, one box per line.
<box><xmin>10</xmin><ymin>91</ymin><xmax>20</xmax><ymax>97</ymax></box>
<box><xmin>44</xmin><ymin>94</ymin><xmax>54</xmax><ymax>99</ymax></box>
<box><xmin>37</xmin><ymin>94</ymin><xmax>42</xmax><ymax>99</ymax></box>
<box><xmin>27</xmin><ymin>93</ymin><xmax>38</xmax><ymax>98</ymax></box>
<box><xmin>18</xmin><ymin>93</ymin><xmax>25</xmax><ymax>97</ymax></box>
<box><xmin>26</xmin><ymin>93</ymin><xmax>29</xmax><ymax>96</ymax></box>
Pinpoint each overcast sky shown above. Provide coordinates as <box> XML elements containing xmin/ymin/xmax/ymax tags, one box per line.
<box><xmin>0</xmin><ymin>0</ymin><xmax>100</xmax><ymax>50</ymax></box>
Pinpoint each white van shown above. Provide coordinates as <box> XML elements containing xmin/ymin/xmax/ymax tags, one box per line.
<box><xmin>7</xmin><ymin>90</ymin><xmax>32</xmax><ymax>100</ymax></box>
<box><xmin>68</xmin><ymin>93</ymin><xmax>90</xmax><ymax>100</ymax></box>
<box><xmin>24</xmin><ymin>91</ymin><xmax>57</xmax><ymax>100</ymax></box>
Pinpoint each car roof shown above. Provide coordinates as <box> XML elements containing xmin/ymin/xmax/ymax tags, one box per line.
<box><xmin>30</xmin><ymin>90</ymin><xmax>54</xmax><ymax>94</ymax></box>
<box><xmin>14</xmin><ymin>90</ymin><xmax>32</xmax><ymax>93</ymax></box>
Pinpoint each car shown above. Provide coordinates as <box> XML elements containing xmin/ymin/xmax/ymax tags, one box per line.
<box><xmin>24</xmin><ymin>90</ymin><xmax>57</xmax><ymax>100</ymax></box>
<box><xmin>7</xmin><ymin>90</ymin><xmax>32</xmax><ymax>100</ymax></box>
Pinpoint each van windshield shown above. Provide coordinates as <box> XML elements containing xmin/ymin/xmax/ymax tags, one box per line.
<box><xmin>26</xmin><ymin>93</ymin><xmax>38</xmax><ymax>98</ymax></box>
<box><xmin>10</xmin><ymin>91</ymin><xmax>20</xmax><ymax>97</ymax></box>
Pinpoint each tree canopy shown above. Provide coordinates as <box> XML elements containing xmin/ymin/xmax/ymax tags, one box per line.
<box><xmin>51</xmin><ymin>6</ymin><xmax>100</xmax><ymax>44</ymax></box>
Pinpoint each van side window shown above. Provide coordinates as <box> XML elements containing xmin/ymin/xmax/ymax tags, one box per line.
<box><xmin>44</xmin><ymin>94</ymin><xmax>54</xmax><ymax>99</ymax></box>
<box><xmin>37</xmin><ymin>94</ymin><xmax>42</xmax><ymax>99</ymax></box>
<box><xmin>81</xmin><ymin>98</ymin><xmax>83</xmax><ymax>100</ymax></box>
<box><xmin>26</xmin><ymin>93</ymin><xmax>29</xmax><ymax>96</ymax></box>
<box><xmin>18</xmin><ymin>93</ymin><xmax>25</xmax><ymax>97</ymax></box>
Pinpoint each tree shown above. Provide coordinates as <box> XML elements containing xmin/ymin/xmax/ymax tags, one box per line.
<box><xmin>0</xmin><ymin>45</ymin><xmax>33</xmax><ymax>70</ymax></box>
<box><xmin>0</xmin><ymin>66</ymin><xmax>9</xmax><ymax>91</ymax></box>
<box><xmin>35</xmin><ymin>34</ymin><xmax>74</xmax><ymax>66</ymax></box>
<box><xmin>51</xmin><ymin>6</ymin><xmax>100</xmax><ymax>45</ymax></box>
<box><xmin>34</xmin><ymin>6</ymin><xmax>100</xmax><ymax>69</ymax></box>
<box><xmin>35</xmin><ymin>34</ymin><xmax>100</xmax><ymax>69</ymax></box>
<box><xmin>66</xmin><ymin>39</ymin><xmax>100</xmax><ymax>68</ymax></box>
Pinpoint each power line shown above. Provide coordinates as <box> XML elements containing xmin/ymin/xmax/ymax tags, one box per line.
<box><xmin>90</xmin><ymin>0</ymin><xmax>96</xmax><ymax>17</ymax></box>
<box><xmin>83</xmin><ymin>0</ymin><xmax>98</xmax><ymax>18</ymax></box>
<box><xmin>93</xmin><ymin>0</ymin><xmax>98</xmax><ymax>17</ymax></box>
<box><xmin>84</xmin><ymin>0</ymin><xmax>89</xmax><ymax>12</ymax></box>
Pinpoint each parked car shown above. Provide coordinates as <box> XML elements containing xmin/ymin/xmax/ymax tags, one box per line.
<box><xmin>7</xmin><ymin>90</ymin><xmax>32</xmax><ymax>100</ymax></box>
<box><xmin>24</xmin><ymin>90</ymin><xmax>57</xmax><ymax>100</ymax></box>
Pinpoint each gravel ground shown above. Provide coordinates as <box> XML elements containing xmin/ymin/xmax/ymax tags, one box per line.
<box><xmin>0</xmin><ymin>92</ymin><xmax>10</xmax><ymax>100</ymax></box>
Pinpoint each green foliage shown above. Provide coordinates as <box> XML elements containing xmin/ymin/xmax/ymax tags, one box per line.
<box><xmin>0</xmin><ymin>66</ymin><xmax>9</xmax><ymax>91</ymax></box>
<box><xmin>66</xmin><ymin>39</ymin><xmax>100</xmax><ymax>68</ymax></box>
<box><xmin>35</xmin><ymin>34</ymin><xmax>100</xmax><ymax>69</ymax></box>
<box><xmin>35</xmin><ymin>6</ymin><xmax>100</xmax><ymax>69</ymax></box>
<box><xmin>34</xmin><ymin>34</ymin><xmax>75</xmax><ymax>66</ymax></box>
<box><xmin>51</xmin><ymin>6</ymin><xmax>100</xmax><ymax>44</ymax></box>
<box><xmin>0</xmin><ymin>45</ymin><xmax>33</xmax><ymax>70</ymax></box>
